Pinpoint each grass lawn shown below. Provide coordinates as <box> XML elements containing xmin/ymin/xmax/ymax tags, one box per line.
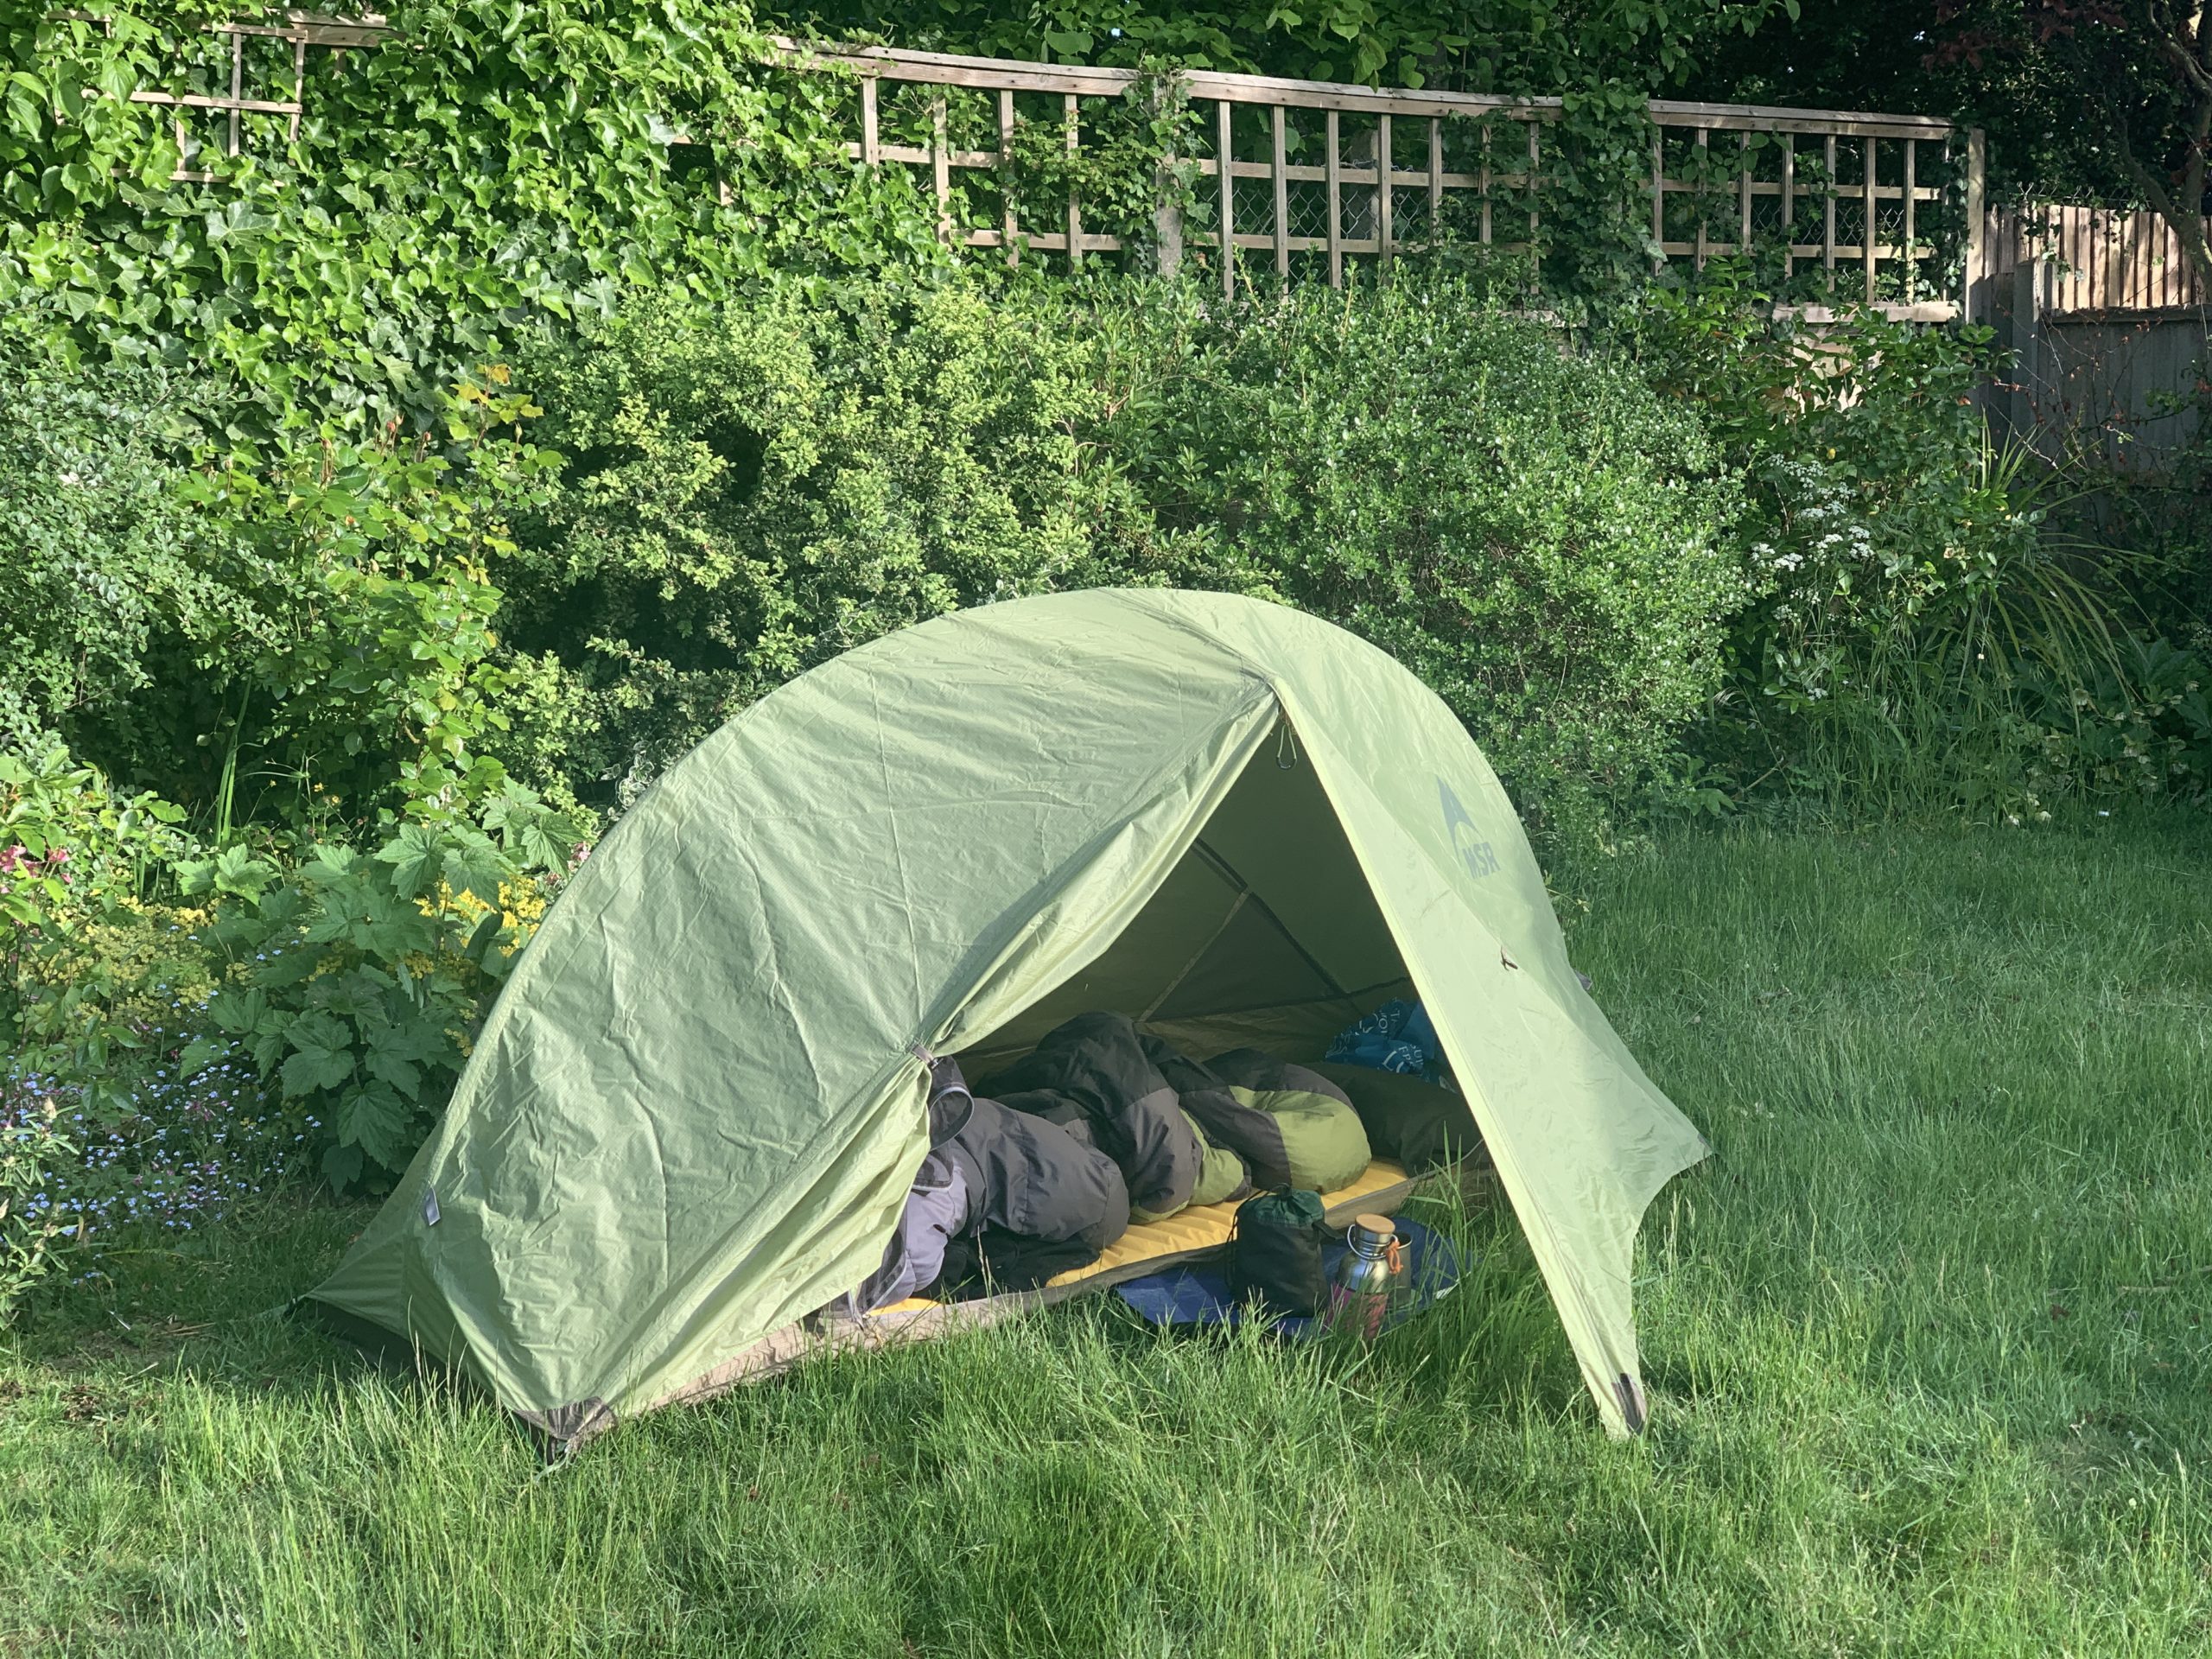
<box><xmin>5</xmin><ymin>816</ymin><xmax>2211</xmax><ymax>1656</ymax></box>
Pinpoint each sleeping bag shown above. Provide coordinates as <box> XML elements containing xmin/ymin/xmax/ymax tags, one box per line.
<box><xmin>923</xmin><ymin>1058</ymin><xmax>1132</xmax><ymax>1294</ymax></box>
<box><xmin>982</xmin><ymin>1013</ymin><xmax>1208</xmax><ymax>1220</ymax></box>
<box><xmin>941</xmin><ymin>1095</ymin><xmax>1130</xmax><ymax>1256</ymax></box>
<box><xmin>1140</xmin><ymin>1036</ymin><xmax>1304</xmax><ymax>1192</ymax></box>
<box><xmin>1306</xmin><ymin>1060</ymin><xmax>1483</xmax><ymax>1173</ymax></box>
<box><xmin>1205</xmin><ymin>1049</ymin><xmax>1374</xmax><ymax>1193</ymax></box>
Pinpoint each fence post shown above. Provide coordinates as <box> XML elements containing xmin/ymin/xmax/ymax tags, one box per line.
<box><xmin>1154</xmin><ymin>171</ymin><xmax>1184</xmax><ymax>276</ymax></box>
<box><xmin>1272</xmin><ymin>105</ymin><xmax>1290</xmax><ymax>278</ymax></box>
<box><xmin>1217</xmin><ymin>99</ymin><xmax>1236</xmax><ymax>298</ymax></box>
<box><xmin>999</xmin><ymin>89</ymin><xmax>1018</xmax><ymax>268</ymax></box>
<box><xmin>1325</xmin><ymin>108</ymin><xmax>1343</xmax><ymax>286</ymax></box>
<box><xmin>1376</xmin><ymin>112</ymin><xmax>1393</xmax><ymax>272</ymax></box>
<box><xmin>1428</xmin><ymin>118</ymin><xmax>1443</xmax><ymax>244</ymax></box>
<box><xmin>931</xmin><ymin>94</ymin><xmax>951</xmax><ymax>248</ymax></box>
<box><xmin>1694</xmin><ymin>128</ymin><xmax>1709</xmax><ymax>270</ymax></box>
<box><xmin>1962</xmin><ymin>127</ymin><xmax>1986</xmax><ymax>324</ymax></box>
<box><xmin>1152</xmin><ymin>77</ymin><xmax>1183</xmax><ymax>277</ymax></box>
<box><xmin>1780</xmin><ymin>136</ymin><xmax>1794</xmax><ymax>282</ymax></box>
<box><xmin>1064</xmin><ymin>94</ymin><xmax>1082</xmax><ymax>267</ymax></box>
<box><xmin>1861</xmin><ymin>136</ymin><xmax>1878</xmax><ymax>303</ymax></box>
<box><xmin>1527</xmin><ymin>119</ymin><xmax>1541</xmax><ymax>283</ymax></box>
<box><xmin>1822</xmin><ymin>134</ymin><xmax>1837</xmax><ymax>294</ymax></box>
<box><xmin>2010</xmin><ymin>255</ymin><xmax>2041</xmax><ymax>452</ymax></box>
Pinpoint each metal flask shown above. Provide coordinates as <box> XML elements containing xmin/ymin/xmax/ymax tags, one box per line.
<box><xmin>1325</xmin><ymin>1212</ymin><xmax>1405</xmax><ymax>1341</ymax></box>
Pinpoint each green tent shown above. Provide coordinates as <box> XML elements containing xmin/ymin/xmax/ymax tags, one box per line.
<box><xmin>310</xmin><ymin>590</ymin><xmax>1707</xmax><ymax>1443</ymax></box>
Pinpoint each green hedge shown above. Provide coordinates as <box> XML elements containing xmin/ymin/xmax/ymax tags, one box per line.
<box><xmin>499</xmin><ymin>274</ymin><xmax>1751</xmax><ymax>841</ymax></box>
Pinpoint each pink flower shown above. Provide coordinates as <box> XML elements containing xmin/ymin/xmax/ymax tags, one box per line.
<box><xmin>0</xmin><ymin>846</ymin><xmax>22</xmax><ymax>875</ymax></box>
<box><xmin>42</xmin><ymin>846</ymin><xmax>69</xmax><ymax>867</ymax></box>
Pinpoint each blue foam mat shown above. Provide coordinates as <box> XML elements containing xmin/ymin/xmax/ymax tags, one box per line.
<box><xmin>1113</xmin><ymin>1213</ymin><xmax>1462</xmax><ymax>1338</ymax></box>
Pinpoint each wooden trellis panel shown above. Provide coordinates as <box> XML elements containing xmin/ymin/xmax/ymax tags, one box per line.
<box><xmin>773</xmin><ymin>39</ymin><xmax>1977</xmax><ymax>321</ymax></box>
<box><xmin>122</xmin><ymin>10</ymin><xmax>387</xmax><ymax>182</ymax></box>
<box><xmin>78</xmin><ymin>22</ymin><xmax>1980</xmax><ymax>318</ymax></box>
<box><xmin>1645</xmin><ymin>101</ymin><xmax>1956</xmax><ymax>315</ymax></box>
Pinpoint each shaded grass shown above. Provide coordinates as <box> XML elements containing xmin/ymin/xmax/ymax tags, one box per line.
<box><xmin>6</xmin><ymin>816</ymin><xmax>2212</xmax><ymax>1656</ymax></box>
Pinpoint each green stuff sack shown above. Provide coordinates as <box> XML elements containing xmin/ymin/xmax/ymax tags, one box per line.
<box><xmin>1227</xmin><ymin>1188</ymin><xmax>1329</xmax><ymax>1317</ymax></box>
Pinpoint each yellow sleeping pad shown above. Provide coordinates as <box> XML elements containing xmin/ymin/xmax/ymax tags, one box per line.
<box><xmin>870</xmin><ymin>1158</ymin><xmax>1414</xmax><ymax>1314</ymax></box>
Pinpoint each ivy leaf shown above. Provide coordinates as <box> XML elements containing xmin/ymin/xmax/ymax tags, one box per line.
<box><xmin>463</xmin><ymin>909</ymin><xmax>503</xmax><ymax>962</ymax></box>
<box><xmin>480</xmin><ymin>779</ymin><xmax>579</xmax><ymax>872</ymax></box>
<box><xmin>314</xmin><ymin>968</ymin><xmax>390</xmax><ymax>1025</ymax></box>
<box><xmin>203</xmin><ymin>842</ymin><xmax>277</xmax><ymax>900</ymax></box>
<box><xmin>252</xmin><ymin>944</ymin><xmax>321</xmax><ymax>988</ymax></box>
<box><xmin>206</xmin><ymin>986</ymin><xmax>266</xmax><ymax>1035</ymax></box>
<box><xmin>247</xmin><ymin>1007</ymin><xmax>293</xmax><ymax>1076</ymax></box>
<box><xmin>256</xmin><ymin>886</ymin><xmax>306</xmax><ymax>929</ymax></box>
<box><xmin>302</xmin><ymin>846</ymin><xmax>365</xmax><ymax>887</ymax></box>
<box><xmin>321</xmin><ymin>1141</ymin><xmax>365</xmax><ymax>1192</ymax></box>
<box><xmin>284</xmin><ymin>1006</ymin><xmax>352</xmax><ymax>1057</ymax></box>
<box><xmin>279</xmin><ymin>1008</ymin><xmax>356</xmax><ymax>1096</ymax></box>
<box><xmin>178</xmin><ymin>1035</ymin><xmax>227</xmax><ymax>1077</ymax></box>
<box><xmin>364</xmin><ymin>1044</ymin><xmax>423</xmax><ymax>1102</ymax></box>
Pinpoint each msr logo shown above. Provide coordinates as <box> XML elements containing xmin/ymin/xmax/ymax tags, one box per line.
<box><xmin>1438</xmin><ymin>778</ymin><xmax>1500</xmax><ymax>882</ymax></box>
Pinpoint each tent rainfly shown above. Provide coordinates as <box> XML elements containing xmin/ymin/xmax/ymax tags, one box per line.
<box><xmin>308</xmin><ymin>590</ymin><xmax>1707</xmax><ymax>1446</ymax></box>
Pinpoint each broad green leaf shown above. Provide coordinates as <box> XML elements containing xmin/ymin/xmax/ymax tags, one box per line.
<box><xmin>375</xmin><ymin>822</ymin><xmax>445</xmax><ymax>899</ymax></box>
<box><xmin>280</xmin><ymin>1040</ymin><xmax>354</xmax><ymax>1097</ymax></box>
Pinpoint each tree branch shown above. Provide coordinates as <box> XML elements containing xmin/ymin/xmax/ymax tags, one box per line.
<box><xmin>2110</xmin><ymin>118</ymin><xmax>2212</xmax><ymax>289</ymax></box>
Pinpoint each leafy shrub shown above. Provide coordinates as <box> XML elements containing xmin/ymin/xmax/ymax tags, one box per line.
<box><xmin>1</xmin><ymin>738</ymin><xmax>200</xmax><ymax>1312</ymax></box>
<box><xmin>3</xmin><ymin>333</ymin><xmax>594</xmax><ymax>1200</ymax></box>
<box><xmin>1087</xmin><ymin>276</ymin><xmax>1750</xmax><ymax>843</ymax></box>
<box><xmin>1628</xmin><ymin>277</ymin><xmax>2178</xmax><ymax>814</ymax></box>
<box><xmin>498</xmin><ymin>278</ymin><xmax>1255</xmax><ymax>802</ymax></box>
<box><xmin>3</xmin><ymin>3</ymin><xmax>944</xmax><ymax>445</ymax></box>
<box><xmin>503</xmin><ymin>273</ymin><xmax>1749</xmax><ymax>842</ymax></box>
<box><xmin>2004</xmin><ymin>638</ymin><xmax>2212</xmax><ymax>816</ymax></box>
<box><xmin>181</xmin><ymin>786</ymin><xmax>584</xmax><ymax>1190</ymax></box>
<box><xmin>188</xmin><ymin>378</ymin><xmax>565</xmax><ymax>837</ymax></box>
<box><xmin>5</xmin><ymin>334</ymin><xmax>565</xmax><ymax>842</ymax></box>
<box><xmin>0</xmin><ymin>323</ymin><xmax>259</xmax><ymax>751</ymax></box>
<box><xmin>0</xmin><ymin>1093</ymin><xmax>69</xmax><ymax>1319</ymax></box>
<box><xmin>2</xmin><ymin>1</ymin><xmax>1779</xmax><ymax>450</ymax></box>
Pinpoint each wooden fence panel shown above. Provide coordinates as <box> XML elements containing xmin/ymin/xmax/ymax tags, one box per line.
<box><xmin>1981</xmin><ymin>203</ymin><xmax>2208</xmax><ymax>315</ymax></box>
<box><xmin>1986</xmin><ymin>203</ymin><xmax>2209</xmax><ymax>469</ymax></box>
